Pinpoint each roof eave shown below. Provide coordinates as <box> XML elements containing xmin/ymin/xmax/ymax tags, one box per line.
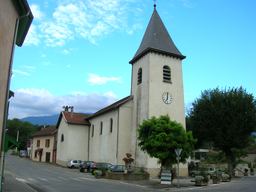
<box><xmin>129</xmin><ymin>48</ymin><xmax>186</xmax><ymax>64</ymax></box>
<box><xmin>16</xmin><ymin>0</ymin><xmax>34</xmax><ymax>46</ymax></box>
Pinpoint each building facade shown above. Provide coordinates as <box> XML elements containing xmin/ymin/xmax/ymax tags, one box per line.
<box><xmin>56</xmin><ymin>5</ymin><xmax>188</xmax><ymax>176</ymax></box>
<box><xmin>0</xmin><ymin>0</ymin><xmax>33</xmax><ymax>189</ymax></box>
<box><xmin>31</xmin><ymin>126</ymin><xmax>57</xmax><ymax>163</ymax></box>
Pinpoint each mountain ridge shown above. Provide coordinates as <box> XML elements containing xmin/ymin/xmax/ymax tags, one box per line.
<box><xmin>20</xmin><ymin>114</ymin><xmax>60</xmax><ymax>126</ymax></box>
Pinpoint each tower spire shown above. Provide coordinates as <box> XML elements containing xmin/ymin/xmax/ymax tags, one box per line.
<box><xmin>153</xmin><ymin>0</ymin><xmax>156</xmax><ymax>9</ymax></box>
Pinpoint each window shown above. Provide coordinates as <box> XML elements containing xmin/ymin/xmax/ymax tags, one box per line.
<box><xmin>163</xmin><ymin>65</ymin><xmax>171</xmax><ymax>82</ymax></box>
<box><xmin>137</xmin><ymin>68</ymin><xmax>142</xmax><ymax>84</ymax></box>
<box><xmin>92</xmin><ymin>125</ymin><xmax>94</xmax><ymax>137</ymax></box>
<box><xmin>100</xmin><ymin>122</ymin><xmax>103</xmax><ymax>135</ymax></box>
<box><xmin>61</xmin><ymin>134</ymin><xmax>64</xmax><ymax>142</ymax></box>
<box><xmin>45</xmin><ymin>139</ymin><xmax>50</xmax><ymax>147</ymax></box>
<box><xmin>35</xmin><ymin>151</ymin><xmax>37</xmax><ymax>158</ymax></box>
<box><xmin>37</xmin><ymin>140</ymin><xmax>40</xmax><ymax>147</ymax></box>
<box><xmin>110</xmin><ymin>118</ymin><xmax>113</xmax><ymax>133</ymax></box>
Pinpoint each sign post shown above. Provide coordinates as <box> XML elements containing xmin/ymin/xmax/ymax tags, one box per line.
<box><xmin>175</xmin><ymin>148</ymin><xmax>182</xmax><ymax>188</ymax></box>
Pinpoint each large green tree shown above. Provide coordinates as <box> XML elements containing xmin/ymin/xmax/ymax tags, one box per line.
<box><xmin>188</xmin><ymin>87</ymin><xmax>256</xmax><ymax>174</ymax></box>
<box><xmin>137</xmin><ymin>115</ymin><xmax>197</xmax><ymax>167</ymax></box>
<box><xmin>6</xmin><ymin>118</ymin><xmax>42</xmax><ymax>150</ymax></box>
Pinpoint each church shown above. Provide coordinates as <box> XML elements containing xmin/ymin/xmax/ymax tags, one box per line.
<box><xmin>56</xmin><ymin>4</ymin><xmax>188</xmax><ymax>176</ymax></box>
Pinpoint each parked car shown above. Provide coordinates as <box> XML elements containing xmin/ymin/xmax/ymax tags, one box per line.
<box><xmin>108</xmin><ymin>165</ymin><xmax>125</xmax><ymax>172</ymax></box>
<box><xmin>67</xmin><ymin>160</ymin><xmax>82</xmax><ymax>168</ymax></box>
<box><xmin>79</xmin><ymin>161</ymin><xmax>95</xmax><ymax>172</ymax></box>
<box><xmin>190</xmin><ymin>167</ymin><xmax>222</xmax><ymax>178</ymax></box>
<box><xmin>90</xmin><ymin>162</ymin><xmax>112</xmax><ymax>174</ymax></box>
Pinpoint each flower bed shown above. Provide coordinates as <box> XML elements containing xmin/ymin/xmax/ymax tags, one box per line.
<box><xmin>105</xmin><ymin>172</ymin><xmax>149</xmax><ymax>180</ymax></box>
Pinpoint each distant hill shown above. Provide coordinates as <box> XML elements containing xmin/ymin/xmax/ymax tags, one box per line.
<box><xmin>20</xmin><ymin>114</ymin><xmax>60</xmax><ymax>126</ymax></box>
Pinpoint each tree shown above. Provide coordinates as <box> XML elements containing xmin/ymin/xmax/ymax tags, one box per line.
<box><xmin>188</xmin><ymin>87</ymin><xmax>256</xmax><ymax>175</ymax></box>
<box><xmin>137</xmin><ymin>115</ymin><xmax>197</xmax><ymax>167</ymax></box>
<box><xmin>6</xmin><ymin>119</ymin><xmax>43</xmax><ymax>150</ymax></box>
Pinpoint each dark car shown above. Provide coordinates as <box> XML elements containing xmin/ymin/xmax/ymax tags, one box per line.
<box><xmin>79</xmin><ymin>161</ymin><xmax>95</xmax><ymax>172</ymax></box>
<box><xmin>90</xmin><ymin>162</ymin><xmax>112</xmax><ymax>175</ymax></box>
<box><xmin>109</xmin><ymin>165</ymin><xmax>125</xmax><ymax>172</ymax></box>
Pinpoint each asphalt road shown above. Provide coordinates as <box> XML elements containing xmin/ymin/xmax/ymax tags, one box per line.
<box><xmin>3</xmin><ymin>152</ymin><xmax>256</xmax><ymax>192</ymax></box>
<box><xmin>4</xmin><ymin>153</ymin><xmax>155</xmax><ymax>192</ymax></box>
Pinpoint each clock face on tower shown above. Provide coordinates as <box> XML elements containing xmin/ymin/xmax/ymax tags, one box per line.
<box><xmin>162</xmin><ymin>92</ymin><xmax>172</xmax><ymax>104</ymax></box>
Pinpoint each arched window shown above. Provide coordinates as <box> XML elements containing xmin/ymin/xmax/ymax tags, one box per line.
<box><xmin>91</xmin><ymin>125</ymin><xmax>94</xmax><ymax>137</ymax></box>
<box><xmin>61</xmin><ymin>134</ymin><xmax>64</xmax><ymax>142</ymax></box>
<box><xmin>163</xmin><ymin>65</ymin><xmax>171</xmax><ymax>82</ymax></box>
<box><xmin>138</xmin><ymin>68</ymin><xmax>142</xmax><ymax>85</ymax></box>
<box><xmin>100</xmin><ymin>122</ymin><xmax>103</xmax><ymax>135</ymax></box>
<box><xmin>110</xmin><ymin>118</ymin><xmax>113</xmax><ymax>133</ymax></box>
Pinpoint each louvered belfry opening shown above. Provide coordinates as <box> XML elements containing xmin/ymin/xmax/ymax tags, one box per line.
<box><xmin>138</xmin><ymin>68</ymin><xmax>142</xmax><ymax>85</ymax></box>
<box><xmin>163</xmin><ymin>65</ymin><xmax>171</xmax><ymax>82</ymax></box>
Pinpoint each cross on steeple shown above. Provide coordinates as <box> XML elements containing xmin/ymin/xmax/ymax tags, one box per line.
<box><xmin>153</xmin><ymin>0</ymin><xmax>157</xmax><ymax>8</ymax></box>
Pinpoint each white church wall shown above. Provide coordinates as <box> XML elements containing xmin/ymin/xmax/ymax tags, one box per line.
<box><xmin>56</xmin><ymin>117</ymin><xmax>69</xmax><ymax>166</ymax></box>
<box><xmin>148</xmin><ymin>53</ymin><xmax>186</xmax><ymax>128</ymax></box>
<box><xmin>67</xmin><ymin>124</ymin><xmax>89</xmax><ymax>161</ymax></box>
<box><xmin>116</xmin><ymin>100</ymin><xmax>133</xmax><ymax>164</ymax></box>
<box><xmin>89</xmin><ymin>110</ymin><xmax>119</xmax><ymax>164</ymax></box>
<box><xmin>56</xmin><ymin>115</ymin><xmax>89</xmax><ymax>167</ymax></box>
<box><xmin>130</xmin><ymin>54</ymin><xmax>150</xmax><ymax>170</ymax></box>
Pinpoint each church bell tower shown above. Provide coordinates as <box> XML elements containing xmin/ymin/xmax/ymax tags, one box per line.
<box><xmin>129</xmin><ymin>4</ymin><xmax>188</xmax><ymax>176</ymax></box>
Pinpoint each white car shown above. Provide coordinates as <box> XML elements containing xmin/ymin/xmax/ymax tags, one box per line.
<box><xmin>67</xmin><ymin>160</ymin><xmax>82</xmax><ymax>168</ymax></box>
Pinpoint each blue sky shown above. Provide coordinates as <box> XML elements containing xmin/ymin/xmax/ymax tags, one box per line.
<box><xmin>9</xmin><ymin>0</ymin><xmax>256</xmax><ymax>119</ymax></box>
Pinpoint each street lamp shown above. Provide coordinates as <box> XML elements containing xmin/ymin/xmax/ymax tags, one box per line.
<box><xmin>175</xmin><ymin>148</ymin><xmax>182</xmax><ymax>188</ymax></box>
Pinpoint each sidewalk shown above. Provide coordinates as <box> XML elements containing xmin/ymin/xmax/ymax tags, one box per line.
<box><xmin>2</xmin><ymin>170</ymin><xmax>35</xmax><ymax>192</ymax></box>
<box><xmin>119</xmin><ymin>176</ymin><xmax>196</xmax><ymax>190</ymax></box>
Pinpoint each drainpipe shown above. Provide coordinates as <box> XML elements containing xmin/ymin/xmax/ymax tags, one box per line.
<box><xmin>0</xmin><ymin>10</ymin><xmax>30</xmax><ymax>192</ymax></box>
<box><xmin>116</xmin><ymin>108</ymin><xmax>120</xmax><ymax>165</ymax></box>
<box><xmin>87</xmin><ymin>123</ymin><xmax>90</xmax><ymax>161</ymax></box>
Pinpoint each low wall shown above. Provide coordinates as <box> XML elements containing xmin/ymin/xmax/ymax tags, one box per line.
<box><xmin>105</xmin><ymin>172</ymin><xmax>149</xmax><ymax>180</ymax></box>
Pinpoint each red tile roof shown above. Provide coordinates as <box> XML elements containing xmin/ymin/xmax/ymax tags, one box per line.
<box><xmin>63</xmin><ymin>112</ymin><xmax>91</xmax><ymax>124</ymax></box>
<box><xmin>31</xmin><ymin>125</ymin><xmax>57</xmax><ymax>137</ymax></box>
<box><xmin>56</xmin><ymin>112</ymin><xmax>91</xmax><ymax>128</ymax></box>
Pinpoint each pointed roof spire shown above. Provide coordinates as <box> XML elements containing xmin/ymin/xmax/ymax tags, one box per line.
<box><xmin>129</xmin><ymin>6</ymin><xmax>186</xmax><ymax>64</ymax></box>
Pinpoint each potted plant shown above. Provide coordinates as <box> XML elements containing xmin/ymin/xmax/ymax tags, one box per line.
<box><xmin>122</xmin><ymin>153</ymin><xmax>135</xmax><ymax>173</ymax></box>
<box><xmin>250</xmin><ymin>168</ymin><xmax>254</xmax><ymax>175</ymax></box>
<box><xmin>244</xmin><ymin>168</ymin><xmax>249</xmax><ymax>176</ymax></box>
<box><xmin>195</xmin><ymin>172</ymin><xmax>209</xmax><ymax>186</ymax></box>
<box><xmin>212</xmin><ymin>174</ymin><xmax>221</xmax><ymax>184</ymax></box>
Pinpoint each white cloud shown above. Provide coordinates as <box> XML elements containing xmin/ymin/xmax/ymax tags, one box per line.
<box><xmin>180</xmin><ymin>0</ymin><xmax>195</xmax><ymax>8</ymax></box>
<box><xmin>30</xmin><ymin>4</ymin><xmax>45</xmax><ymax>20</ymax></box>
<box><xmin>20</xmin><ymin>65</ymin><xmax>35</xmax><ymax>69</ymax></box>
<box><xmin>8</xmin><ymin>88</ymin><xmax>119</xmax><ymax>119</ymax></box>
<box><xmin>12</xmin><ymin>70</ymin><xmax>30</xmax><ymax>76</ymax></box>
<box><xmin>88</xmin><ymin>74</ymin><xmax>123</xmax><ymax>85</ymax></box>
<box><xmin>29</xmin><ymin>0</ymin><xmax>141</xmax><ymax>46</ymax></box>
<box><xmin>24</xmin><ymin>24</ymin><xmax>41</xmax><ymax>46</ymax></box>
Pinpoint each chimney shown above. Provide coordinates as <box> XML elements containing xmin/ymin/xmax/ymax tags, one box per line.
<box><xmin>62</xmin><ymin>106</ymin><xmax>69</xmax><ymax>112</ymax></box>
<box><xmin>70</xmin><ymin>106</ymin><xmax>74</xmax><ymax>119</ymax></box>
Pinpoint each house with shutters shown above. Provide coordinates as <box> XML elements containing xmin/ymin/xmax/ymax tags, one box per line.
<box><xmin>56</xmin><ymin>4</ymin><xmax>188</xmax><ymax>176</ymax></box>
<box><xmin>31</xmin><ymin>126</ymin><xmax>57</xmax><ymax>163</ymax></box>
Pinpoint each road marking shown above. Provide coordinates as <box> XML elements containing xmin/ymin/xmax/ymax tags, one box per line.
<box><xmin>78</xmin><ymin>177</ymin><xmax>95</xmax><ymax>181</ymax></box>
<box><xmin>37</xmin><ymin>177</ymin><xmax>47</xmax><ymax>181</ymax></box>
<box><xmin>58</xmin><ymin>177</ymin><xmax>68</xmax><ymax>180</ymax></box>
<box><xmin>28</xmin><ymin>178</ymin><xmax>36</xmax><ymax>182</ymax></box>
<box><xmin>16</xmin><ymin>178</ymin><xmax>27</xmax><ymax>182</ymax></box>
